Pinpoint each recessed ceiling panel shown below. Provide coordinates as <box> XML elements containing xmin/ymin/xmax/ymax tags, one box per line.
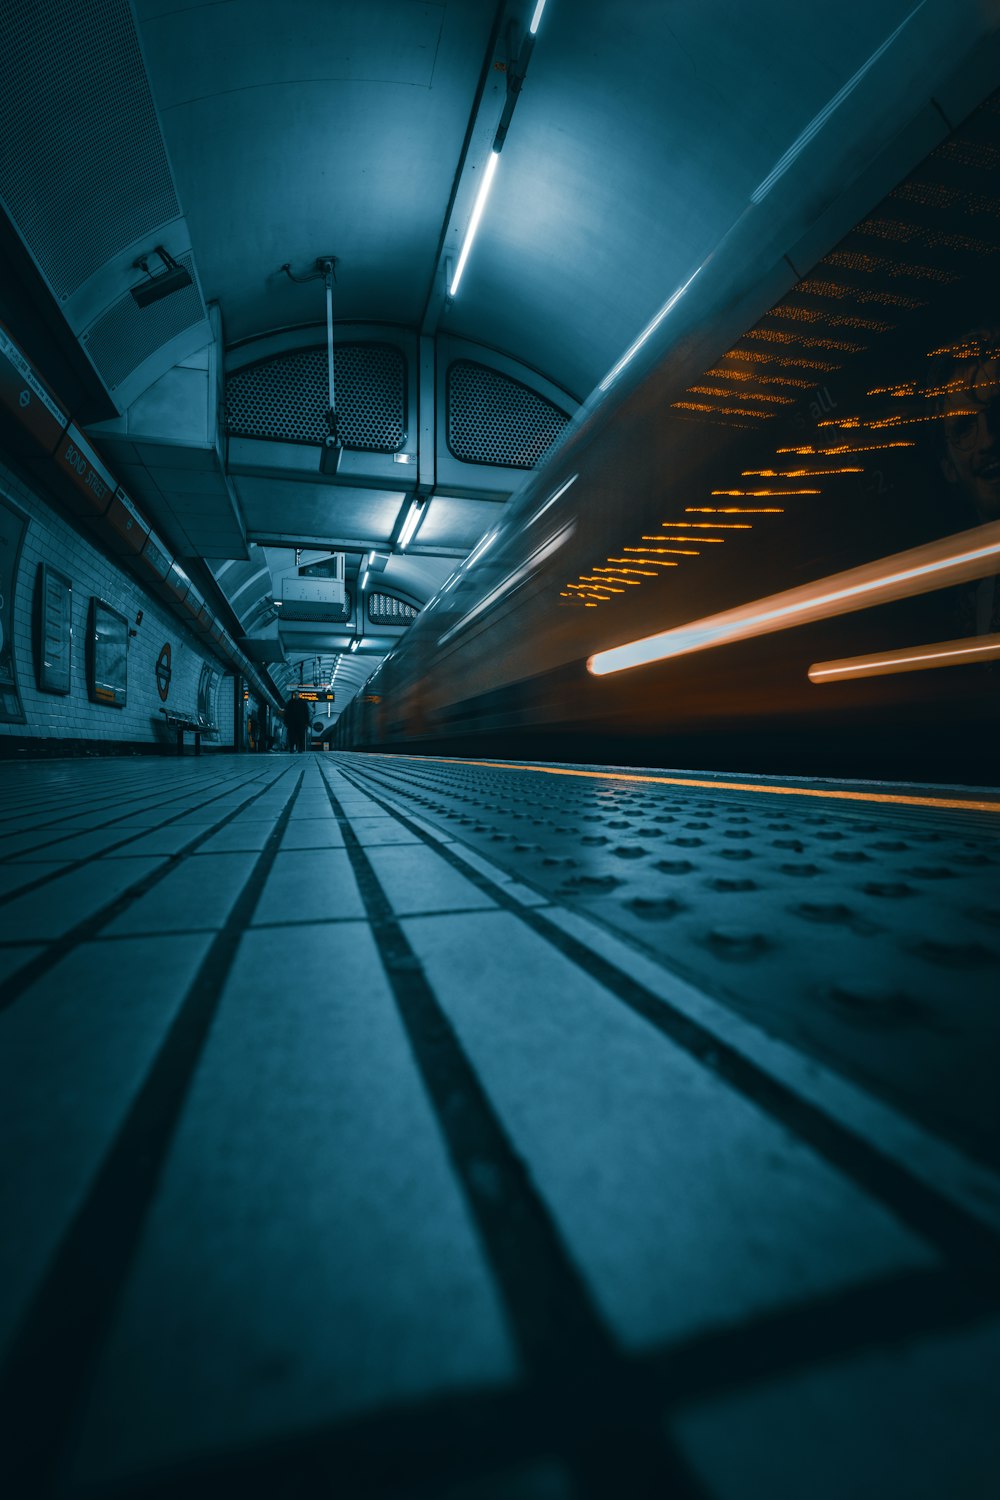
<box><xmin>234</xmin><ymin>475</ymin><xmax>406</xmax><ymax>543</ymax></box>
<box><xmin>414</xmin><ymin>497</ymin><xmax>504</xmax><ymax>553</ymax></box>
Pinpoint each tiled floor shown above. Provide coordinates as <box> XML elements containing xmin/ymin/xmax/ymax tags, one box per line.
<box><xmin>1</xmin><ymin>751</ymin><xmax>999</xmax><ymax>1499</ymax></box>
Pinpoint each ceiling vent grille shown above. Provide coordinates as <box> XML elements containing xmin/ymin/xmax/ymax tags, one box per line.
<box><xmin>81</xmin><ymin>255</ymin><xmax>205</xmax><ymax>391</ymax></box>
<box><xmin>368</xmin><ymin>593</ymin><xmax>419</xmax><ymax>625</ymax></box>
<box><xmin>447</xmin><ymin>360</ymin><xmax>569</xmax><ymax>469</ymax></box>
<box><xmin>0</xmin><ymin>0</ymin><xmax>180</xmax><ymax>301</ymax></box>
<box><xmin>226</xmin><ymin>345</ymin><xmax>406</xmax><ymax>451</ymax></box>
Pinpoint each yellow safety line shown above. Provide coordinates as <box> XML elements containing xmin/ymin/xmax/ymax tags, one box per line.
<box><xmin>361</xmin><ymin>753</ymin><xmax>1000</xmax><ymax>814</ymax></box>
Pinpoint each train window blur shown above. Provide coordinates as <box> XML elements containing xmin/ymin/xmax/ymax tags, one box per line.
<box><xmin>339</xmin><ymin>89</ymin><xmax>1000</xmax><ymax>781</ymax></box>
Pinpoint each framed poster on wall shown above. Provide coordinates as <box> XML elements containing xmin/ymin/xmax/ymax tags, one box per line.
<box><xmin>35</xmin><ymin>564</ymin><xmax>73</xmax><ymax>694</ymax></box>
<box><xmin>0</xmin><ymin>494</ymin><xmax>27</xmax><ymax>723</ymax></box>
<box><xmin>87</xmin><ymin>597</ymin><xmax>128</xmax><ymax>707</ymax></box>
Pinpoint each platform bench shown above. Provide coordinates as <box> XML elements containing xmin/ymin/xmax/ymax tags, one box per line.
<box><xmin>159</xmin><ymin>709</ymin><xmax>218</xmax><ymax>756</ymax></box>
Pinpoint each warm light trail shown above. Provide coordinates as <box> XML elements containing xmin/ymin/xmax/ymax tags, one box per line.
<box><xmin>742</xmin><ymin>468</ymin><xmax>863</xmax><ymax>477</ymax></box>
<box><xmin>809</xmin><ymin>632</ymin><xmax>1000</xmax><ymax>682</ymax></box>
<box><xmin>380</xmin><ymin>755</ymin><xmax>1000</xmax><ymax>815</ymax></box>
<box><xmin>587</xmin><ymin>520</ymin><xmax>1000</xmax><ymax>677</ymax></box>
<box><xmin>711</xmin><ymin>489</ymin><xmax>821</xmax><ymax>497</ymax></box>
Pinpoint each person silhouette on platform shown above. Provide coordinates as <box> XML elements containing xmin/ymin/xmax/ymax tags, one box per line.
<box><xmin>284</xmin><ymin>694</ymin><xmax>310</xmax><ymax>753</ymax></box>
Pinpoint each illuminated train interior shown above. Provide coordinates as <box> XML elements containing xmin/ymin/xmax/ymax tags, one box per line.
<box><xmin>336</xmin><ymin>89</ymin><xmax>1000</xmax><ymax>782</ymax></box>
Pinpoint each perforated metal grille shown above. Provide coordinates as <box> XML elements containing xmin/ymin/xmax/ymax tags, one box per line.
<box><xmin>82</xmin><ymin>255</ymin><xmax>205</xmax><ymax>391</ymax></box>
<box><xmin>226</xmin><ymin>345</ymin><xmax>406</xmax><ymax>451</ymax></box>
<box><xmin>0</xmin><ymin>0</ymin><xmax>180</xmax><ymax>301</ymax></box>
<box><xmin>447</xmin><ymin>361</ymin><xmax>569</xmax><ymax>468</ymax></box>
<box><xmin>368</xmin><ymin>593</ymin><xmax>418</xmax><ymax>625</ymax></box>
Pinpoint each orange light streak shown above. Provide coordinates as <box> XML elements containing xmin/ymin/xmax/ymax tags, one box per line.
<box><xmin>775</xmin><ymin>442</ymin><xmax>913</xmax><ymax>455</ymax></box>
<box><xmin>639</xmin><ymin>541</ymin><xmax>701</xmax><ymax>552</ymax></box>
<box><xmin>386</xmin><ymin>755</ymin><xmax>1000</xmax><ymax>815</ymax></box>
<box><xmin>809</xmin><ymin>632</ymin><xmax>1000</xmax><ymax>681</ymax></box>
<box><xmin>742</xmin><ymin>468</ymin><xmax>862</xmax><ymax>477</ymax></box>
<box><xmin>672</xmin><ymin>402</ymin><xmax>777</xmax><ymax>418</ymax></box>
<box><xmin>588</xmin><ymin>520</ymin><xmax>1000</xmax><ymax>677</ymax></box>
<box><xmin>711</xmin><ymin>489</ymin><xmax>821</xmax><ymax>497</ymax></box>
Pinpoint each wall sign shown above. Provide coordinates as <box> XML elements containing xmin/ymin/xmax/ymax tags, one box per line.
<box><xmin>87</xmin><ymin>598</ymin><xmax>128</xmax><ymax>707</ymax></box>
<box><xmin>155</xmin><ymin>643</ymin><xmax>172</xmax><ymax>701</ymax></box>
<box><xmin>0</xmin><ymin>495</ymin><xmax>27</xmax><ymax>723</ymax></box>
<box><xmin>35</xmin><ymin>563</ymin><xmax>73</xmax><ymax>694</ymax></box>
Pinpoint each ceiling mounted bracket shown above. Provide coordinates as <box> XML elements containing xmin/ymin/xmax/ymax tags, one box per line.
<box><xmin>319</xmin><ymin>256</ymin><xmax>343</xmax><ymax>475</ymax></box>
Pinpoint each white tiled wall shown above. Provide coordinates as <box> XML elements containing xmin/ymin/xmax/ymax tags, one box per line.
<box><xmin>0</xmin><ymin>457</ymin><xmax>231</xmax><ymax>748</ymax></box>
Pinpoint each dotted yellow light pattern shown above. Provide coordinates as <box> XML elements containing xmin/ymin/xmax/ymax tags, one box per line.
<box><xmin>775</xmin><ymin>442</ymin><xmax>913</xmax><ymax>455</ymax></box>
<box><xmin>743</xmin><ymin>467</ymin><xmax>863</xmax><ymax>477</ymax></box>
<box><xmin>933</xmin><ymin>137</ymin><xmax>1000</xmax><ymax>170</ymax></box>
<box><xmin>891</xmin><ymin>181</ymin><xmax>1000</xmax><ymax>218</ymax></box>
<box><xmin>721</xmin><ymin>348</ymin><xmax>843</xmax><ymax>371</ymax></box>
<box><xmin>687</xmin><ymin>386</ymin><xmax>794</xmax><ymax>404</ymax></box>
<box><xmin>796</xmin><ymin>278</ymin><xmax>924</xmax><ymax>309</ymax></box>
<box><xmin>705</xmin><ymin>367</ymin><xmax>813</xmax><ymax>388</ymax></box>
<box><xmin>672</xmin><ymin>401</ymin><xmax>777</xmax><ymax>418</ymax></box>
<box><xmin>822</xmin><ymin>249</ymin><xmax>958</xmax><ymax>284</ymax></box>
<box><xmin>745</xmin><ymin>329</ymin><xmax>865</xmax><ymax>352</ymax></box>
<box><xmin>857</xmin><ymin>218</ymin><xmax>998</xmax><ymax>256</ymax></box>
<box><xmin>711</xmin><ymin>488</ymin><xmax>821</xmax><ymax>497</ymax></box>
<box><xmin>769</xmin><ymin>304</ymin><xmax>892</xmax><ymax>333</ymax></box>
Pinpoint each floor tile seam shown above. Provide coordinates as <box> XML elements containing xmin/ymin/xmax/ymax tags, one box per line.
<box><xmin>334</xmin><ymin>763</ymin><xmax>1000</xmax><ymax>1270</ymax></box>
<box><xmin>0</xmin><ymin>772</ymin><xmax>247</xmax><ymax>829</ymax></box>
<box><xmin>0</xmin><ymin>770</ymin><xmax>276</xmax><ymax>854</ymax></box>
<box><xmin>83</xmin><ymin>915</ymin><xmax>377</xmax><ymax>940</ymax></box>
<box><xmin>637</xmin><ymin>1261</ymin><xmax>1000</xmax><ymax>1412</ymax></box>
<box><xmin>0</xmin><ymin>768</ymin><xmax>257</xmax><ymax>840</ymax></box>
<box><xmin>318</xmin><ymin>768</ymin><xmax>693</xmax><ymax>1493</ymax></box>
<box><xmin>0</xmin><ymin>771</ymin><xmax>307</xmax><ymax>1499</ymax></box>
<box><xmin>0</xmin><ymin>766</ymin><xmax>300</xmax><ymax>1011</ymax></box>
<box><xmin>0</xmin><ymin>767</ymin><xmax>287</xmax><ymax>909</ymax></box>
<box><xmin>82</xmin><ymin>1383</ymin><xmax>571</xmax><ymax>1500</ymax></box>
<box><xmin>38</xmin><ymin>1260</ymin><xmax>996</xmax><ymax>1500</ymax></box>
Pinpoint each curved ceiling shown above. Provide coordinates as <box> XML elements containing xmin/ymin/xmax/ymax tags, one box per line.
<box><xmin>137</xmin><ymin>0</ymin><xmax>974</xmax><ymax>398</ymax></box>
<box><xmin>6</xmin><ymin>0</ymin><xmax>999</xmax><ymax>720</ymax></box>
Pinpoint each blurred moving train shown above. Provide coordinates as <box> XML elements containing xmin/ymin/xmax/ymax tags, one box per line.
<box><xmin>337</xmin><ymin>68</ymin><xmax>1000</xmax><ymax>785</ymax></box>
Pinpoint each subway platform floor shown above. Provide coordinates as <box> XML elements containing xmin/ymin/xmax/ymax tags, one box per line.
<box><xmin>1</xmin><ymin>750</ymin><xmax>999</xmax><ymax>1499</ymax></box>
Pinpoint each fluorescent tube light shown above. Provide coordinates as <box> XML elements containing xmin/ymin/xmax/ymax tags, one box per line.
<box><xmin>529</xmin><ymin>0</ymin><xmax>547</xmax><ymax>33</ymax></box>
<box><xmin>450</xmin><ymin>151</ymin><xmax>500</xmax><ymax>296</ymax></box>
<box><xmin>397</xmin><ymin>500</ymin><xmax>423</xmax><ymax>550</ymax></box>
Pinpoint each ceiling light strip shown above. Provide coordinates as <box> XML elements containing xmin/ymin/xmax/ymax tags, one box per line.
<box><xmin>450</xmin><ymin>150</ymin><xmax>500</xmax><ymax>296</ymax></box>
